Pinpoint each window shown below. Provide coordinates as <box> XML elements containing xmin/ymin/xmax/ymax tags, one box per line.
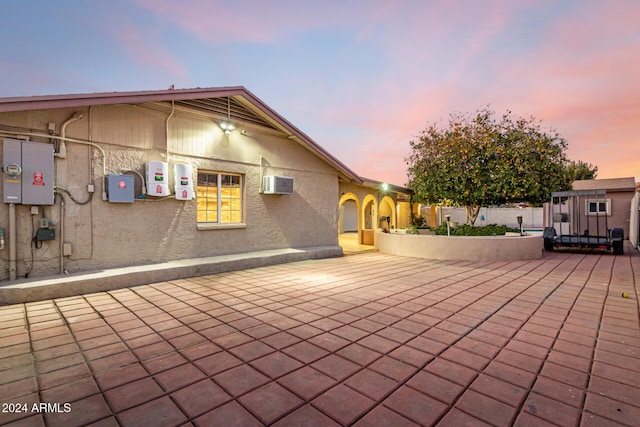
<box><xmin>197</xmin><ymin>172</ymin><xmax>243</xmax><ymax>224</ymax></box>
<box><xmin>586</xmin><ymin>199</ymin><xmax>611</xmax><ymax>216</ymax></box>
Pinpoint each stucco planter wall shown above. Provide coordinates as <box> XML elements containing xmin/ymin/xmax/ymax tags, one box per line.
<box><xmin>375</xmin><ymin>231</ymin><xmax>543</xmax><ymax>261</ymax></box>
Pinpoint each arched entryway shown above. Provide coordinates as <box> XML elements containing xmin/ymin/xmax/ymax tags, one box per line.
<box><xmin>379</xmin><ymin>195</ymin><xmax>396</xmax><ymax>231</ymax></box>
<box><xmin>339</xmin><ymin>193</ymin><xmax>362</xmax><ymax>251</ymax></box>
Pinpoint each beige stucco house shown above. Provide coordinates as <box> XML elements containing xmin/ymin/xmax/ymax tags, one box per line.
<box><xmin>0</xmin><ymin>87</ymin><xmax>410</xmax><ymax>282</ymax></box>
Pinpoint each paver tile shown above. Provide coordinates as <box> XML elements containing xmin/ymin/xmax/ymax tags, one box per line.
<box><xmin>437</xmin><ymin>408</ymin><xmax>492</xmax><ymax>427</ymax></box>
<box><xmin>383</xmin><ymin>385</ymin><xmax>449</xmax><ymax>426</ymax></box>
<box><xmin>522</xmin><ymin>392</ymin><xmax>581</xmax><ymax>427</ymax></box>
<box><xmin>250</xmin><ymin>351</ymin><xmax>303</xmax><ymax>379</ymax></box>
<box><xmin>345</xmin><ymin>368</ymin><xmax>398</xmax><ymax>400</ymax></box>
<box><xmin>104</xmin><ymin>377</ymin><xmax>164</xmax><ymax>413</ymax></box>
<box><xmin>312</xmin><ymin>384</ymin><xmax>375</xmax><ymax>425</ymax></box>
<box><xmin>312</xmin><ymin>354</ymin><xmax>361</xmax><ymax>381</ymax></box>
<box><xmin>117</xmin><ymin>396</ymin><xmax>187</xmax><ymax>427</ymax></box>
<box><xmin>424</xmin><ymin>358</ymin><xmax>477</xmax><ymax>387</ymax></box>
<box><xmin>353</xmin><ymin>405</ymin><xmax>419</xmax><ymax>427</ymax></box>
<box><xmin>0</xmin><ymin>377</ymin><xmax>37</xmax><ymax>400</ymax></box>
<box><xmin>282</xmin><ymin>341</ymin><xmax>329</xmax><ymax>364</ymax></box>
<box><xmin>273</xmin><ymin>405</ymin><xmax>341</xmax><ymax>427</ymax></box>
<box><xmin>583</xmin><ymin>391</ymin><xmax>640</xmax><ymax>426</ymax></box>
<box><xmin>278</xmin><ymin>366</ymin><xmax>336</xmax><ymax>400</ymax></box>
<box><xmin>44</xmin><ymin>394</ymin><xmax>111</xmax><ymax>427</ymax></box>
<box><xmin>239</xmin><ymin>382</ymin><xmax>303</xmax><ymax>424</ymax></box>
<box><xmin>308</xmin><ymin>332</ymin><xmax>350</xmax><ymax>352</ymax></box>
<box><xmin>212</xmin><ymin>364</ymin><xmax>269</xmax><ymax>397</ymax></box>
<box><xmin>95</xmin><ymin>363</ymin><xmax>148</xmax><ymax>391</ymax></box>
<box><xmin>587</xmin><ymin>375</ymin><xmax>640</xmax><ymax>408</ymax></box>
<box><xmin>228</xmin><ymin>340</ymin><xmax>274</xmax><ymax>362</ymax></box>
<box><xmin>389</xmin><ymin>345</ymin><xmax>433</xmax><ymax>368</ymax></box>
<box><xmin>369</xmin><ymin>356</ymin><xmax>416</xmax><ymax>382</ymax></box>
<box><xmin>406</xmin><ymin>371</ymin><xmax>464</xmax><ymax>405</ymax></box>
<box><xmin>469</xmin><ymin>373</ymin><xmax>527</xmax><ymax>407</ymax></box>
<box><xmin>455</xmin><ymin>389</ymin><xmax>518</xmax><ymax>426</ymax></box>
<box><xmin>531</xmin><ymin>376</ymin><xmax>584</xmax><ymax>409</ymax></box>
<box><xmin>154</xmin><ymin>363</ymin><xmax>206</xmax><ymax>392</ymax></box>
<box><xmin>259</xmin><ymin>331</ymin><xmax>301</xmax><ymax>350</ymax></box>
<box><xmin>193</xmin><ymin>351</ymin><xmax>242</xmax><ymax>376</ymax></box>
<box><xmin>194</xmin><ymin>401</ymin><xmax>262</xmax><ymax>427</ymax></box>
<box><xmin>178</xmin><ymin>342</ymin><xmax>222</xmax><ymax>361</ymax></box>
<box><xmin>171</xmin><ymin>379</ymin><xmax>231</xmax><ymax>418</ymax></box>
<box><xmin>540</xmin><ymin>361</ymin><xmax>589</xmax><ymax>389</ymax></box>
<box><xmin>40</xmin><ymin>377</ymin><xmax>100</xmax><ymax>405</ymax></box>
<box><xmin>142</xmin><ymin>352</ymin><xmax>187</xmax><ymax>374</ymax></box>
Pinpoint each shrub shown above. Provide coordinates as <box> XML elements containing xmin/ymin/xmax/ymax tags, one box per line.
<box><xmin>433</xmin><ymin>224</ymin><xmax>520</xmax><ymax>236</ymax></box>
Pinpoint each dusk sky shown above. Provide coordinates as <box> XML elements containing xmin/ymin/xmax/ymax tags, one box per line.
<box><xmin>1</xmin><ymin>1</ymin><xmax>638</xmax><ymax>185</ymax></box>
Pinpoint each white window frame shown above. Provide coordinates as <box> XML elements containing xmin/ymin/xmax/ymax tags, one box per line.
<box><xmin>586</xmin><ymin>198</ymin><xmax>611</xmax><ymax>216</ymax></box>
<box><xmin>196</xmin><ymin>171</ymin><xmax>246</xmax><ymax>230</ymax></box>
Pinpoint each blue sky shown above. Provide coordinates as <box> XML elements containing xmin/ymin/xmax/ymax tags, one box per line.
<box><xmin>1</xmin><ymin>0</ymin><xmax>638</xmax><ymax>184</ymax></box>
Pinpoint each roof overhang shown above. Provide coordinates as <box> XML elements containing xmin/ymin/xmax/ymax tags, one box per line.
<box><xmin>0</xmin><ymin>86</ymin><xmax>362</xmax><ymax>183</ymax></box>
<box><xmin>359</xmin><ymin>177</ymin><xmax>412</xmax><ymax>196</ymax></box>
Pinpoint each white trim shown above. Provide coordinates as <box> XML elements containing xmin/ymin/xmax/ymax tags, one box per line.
<box><xmin>585</xmin><ymin>198</ymin><xmax>611</xmax><ymax>216</ymax></box>
<box><xmin>197</xmin><ymin>223</ymin><xmax>247</xmax><ymax>231</ymax></box>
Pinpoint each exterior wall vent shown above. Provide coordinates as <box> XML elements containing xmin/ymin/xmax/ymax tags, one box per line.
<box><xmin>262</xmin><ymin>176</ymin><xmax>294</xmax><ymax>195</ymax></box>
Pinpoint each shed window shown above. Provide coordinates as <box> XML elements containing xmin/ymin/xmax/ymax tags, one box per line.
<box><xmin>586</xmin><ymin>199</ymin><xmax>611</xmax><ymax>216</ymax></box>
<box><xmin>197</xmin><ymin>172</ymin><xmax>243</xmax><ymax>224</ymax></box>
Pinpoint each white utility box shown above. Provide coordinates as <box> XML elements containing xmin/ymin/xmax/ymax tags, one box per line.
<box><xmin>146</xmin><ymin>161</ymin><xmax>170</xmax><ymax>197</ymax></box>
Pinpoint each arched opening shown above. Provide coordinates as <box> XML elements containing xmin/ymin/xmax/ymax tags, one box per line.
<box><xmin>338</xmin><ymin>193</ymin><xmax>371</xmax><ymax>252</ymax></box>
<box><xmin>379</xmin><ymin>195</ymin><xmax>396</xmax><ymax>231</ymax></box>
<box><xmin>361</xmin><ymin>194</ymin><xmax>378</xmax><ymax>246</ymax></box>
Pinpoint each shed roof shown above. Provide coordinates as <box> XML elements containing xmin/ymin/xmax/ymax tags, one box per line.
<box><xmin>0</xmin><ymin>86</ymin><xmax>362</xmax><ymax>183</ymax></box>
<box><xmin>572</xmin><ymin>177</ymin><xmax>636</xmax><ymax>192</ymax></box>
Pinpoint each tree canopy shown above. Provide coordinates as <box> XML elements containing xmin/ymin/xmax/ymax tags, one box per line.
<box><xmin>566</xmin><ymin>160</ymin><xmax>598</xmax><ymax>182</ymax></box>
<box><xmin>406</xmin><ymin>107</ymin><xmax>570</xmax><ymax>224</ymax></box>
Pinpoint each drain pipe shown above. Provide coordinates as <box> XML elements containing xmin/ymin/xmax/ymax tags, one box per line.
<box><xmin>57</xmin><ymin>112</ymin><xmax>84</xmax><ymax>159</ymax></box>
<box><xmin>165</xmin><ymin>100</ymin><xmax>174</xmax><ymax>161</ymax></box>
<box><xmin>9</xmin><ymin>203</ymin><xmax>16</xmax><ymax>280</ymax></box>
<box><xmin>58</xmin><ymin>192</ymin><xmax>66</xmax><ymax>275</ymax></box>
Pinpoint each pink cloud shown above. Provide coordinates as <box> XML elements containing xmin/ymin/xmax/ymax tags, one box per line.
<box><xmin>107</xmin><ymin>24</ymin><xmax>189</xmax><ymax>83</ymax></box>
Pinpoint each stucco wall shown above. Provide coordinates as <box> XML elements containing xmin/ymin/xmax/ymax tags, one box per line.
<box><xmin>375</xmin><ymin>232</ymin><xmax>543</xmax><ymax>261</ymax></box>
<box><xmin>0</xmin><ymin>104</ymin><xmax>341</xmax><ymax>279</ymax></box>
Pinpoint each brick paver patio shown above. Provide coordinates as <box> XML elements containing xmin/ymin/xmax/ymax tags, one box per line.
<box><xmin>0</xmin><ymin>248</ymin><xmax>638</xmax><ymax>426</ymax></box>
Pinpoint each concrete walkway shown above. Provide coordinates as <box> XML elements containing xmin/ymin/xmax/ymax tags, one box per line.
<box><xmin>0</xmin><ymin>246</ymin><xmax>638</xmax><ymax>426</ymax></box>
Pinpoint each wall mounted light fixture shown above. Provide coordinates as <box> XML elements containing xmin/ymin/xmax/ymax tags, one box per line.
<box><xmin>219</xmin><ymin>97</ymin><xmax>236</xmax><ymax>135</ymax></box>
<box><xmin>219</xmin><ymin>122</ymin><xmax>235</xmax><ymax>135</ymax></box>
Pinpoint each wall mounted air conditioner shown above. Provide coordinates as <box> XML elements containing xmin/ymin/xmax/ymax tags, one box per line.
<box><xmin>262</xmin><ymin>176</ymin><xmax>294</xmax><ymax>195</ymax></box>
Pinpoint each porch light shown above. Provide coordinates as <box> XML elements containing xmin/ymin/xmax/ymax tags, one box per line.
<box><xmin>381</xmin><ymin>182</ymin><xmax>389</xmax><ymax>191</ymax></box>
<box><xmin>219</xmin><ymin>122</ymin><xmax>235</xmax><ymax>135</ymax></box>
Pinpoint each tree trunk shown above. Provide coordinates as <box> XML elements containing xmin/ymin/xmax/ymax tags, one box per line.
<box><xmin>465</xmin><ymin>205</ymin><xmax>481</xmax><ymax>225</ymax></box>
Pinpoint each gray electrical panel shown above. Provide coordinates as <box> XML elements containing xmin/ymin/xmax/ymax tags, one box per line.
<box><xmin>107</xmin><ymin>174</ymin><xmax>135</xmax><ymax>203</ymax></box>
<box><xmin>2</xmin><ymin>138</ymin><xmax>55</xmax><ymax>205</ymax></box>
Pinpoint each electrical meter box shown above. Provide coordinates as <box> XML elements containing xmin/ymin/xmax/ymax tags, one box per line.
<box><xmin>107</xmin><ymin>174</ymin><xmax>135</xmax><ymax>203</ymax></box>
<box><xmin>174</xmin><ymin>163</ymin><xmax>193</xmax><ymax>201</ymax></box>
<box><xmin>3</xmin><ymin>138</ymin><xmax>54</xmax><ymax>205</ymax></box>
<box><xmin>146</xmin><ymin>161</ymin><xmax>170</xmax><ymax>197</ymax></box>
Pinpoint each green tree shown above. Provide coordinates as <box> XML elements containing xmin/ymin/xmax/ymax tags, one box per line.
<box><xmin>406</xmin><ymin>107</ymin><xmax>570</xmax><ymax>225</ymax></box>
<box><xmin>566</xmin><ymin>160</ymin><xmax>598</xmax><ymax>182</ymax></box>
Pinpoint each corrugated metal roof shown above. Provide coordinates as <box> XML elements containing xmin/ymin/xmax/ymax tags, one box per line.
<box><xmin>572</xmin><ymin>177</ymin><xmax>636</xmax><ymax>191</ymax></box>
<box><xmin>0</xmin><ymin>86</ymin><xmax>362</xmax><ymax>183</ymax></box>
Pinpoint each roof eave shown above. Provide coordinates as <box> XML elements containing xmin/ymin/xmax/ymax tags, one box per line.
<box><xmin>0</xmin><ymin>86</ymin><xmax>363</xmax><ymax>183</ymax></box>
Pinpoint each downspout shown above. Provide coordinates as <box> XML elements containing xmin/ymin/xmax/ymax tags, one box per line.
<box><xmin>57</xmin><ymin>192</ymin><xmax>66</xmax><ymax>275</ymax></box>
<box><xmin>165</xmin><ymin>100</ymin><xmax>174</xmax><ymax>161</ymax></box>
<box><xmin>57</xmin><ymin>112</ymin><xmax>84</xmax><ymax>158</ymax></box>
<box><xmin>9</xmin><ymin>203</ymin><xmax>16</xmax><ymax>281</ymax></box>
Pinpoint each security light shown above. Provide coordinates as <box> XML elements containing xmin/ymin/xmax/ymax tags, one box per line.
<box><xmin>219</xmin><ymin>122</ymin><xmax>235</xmax><ymax>135</ymax></box>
